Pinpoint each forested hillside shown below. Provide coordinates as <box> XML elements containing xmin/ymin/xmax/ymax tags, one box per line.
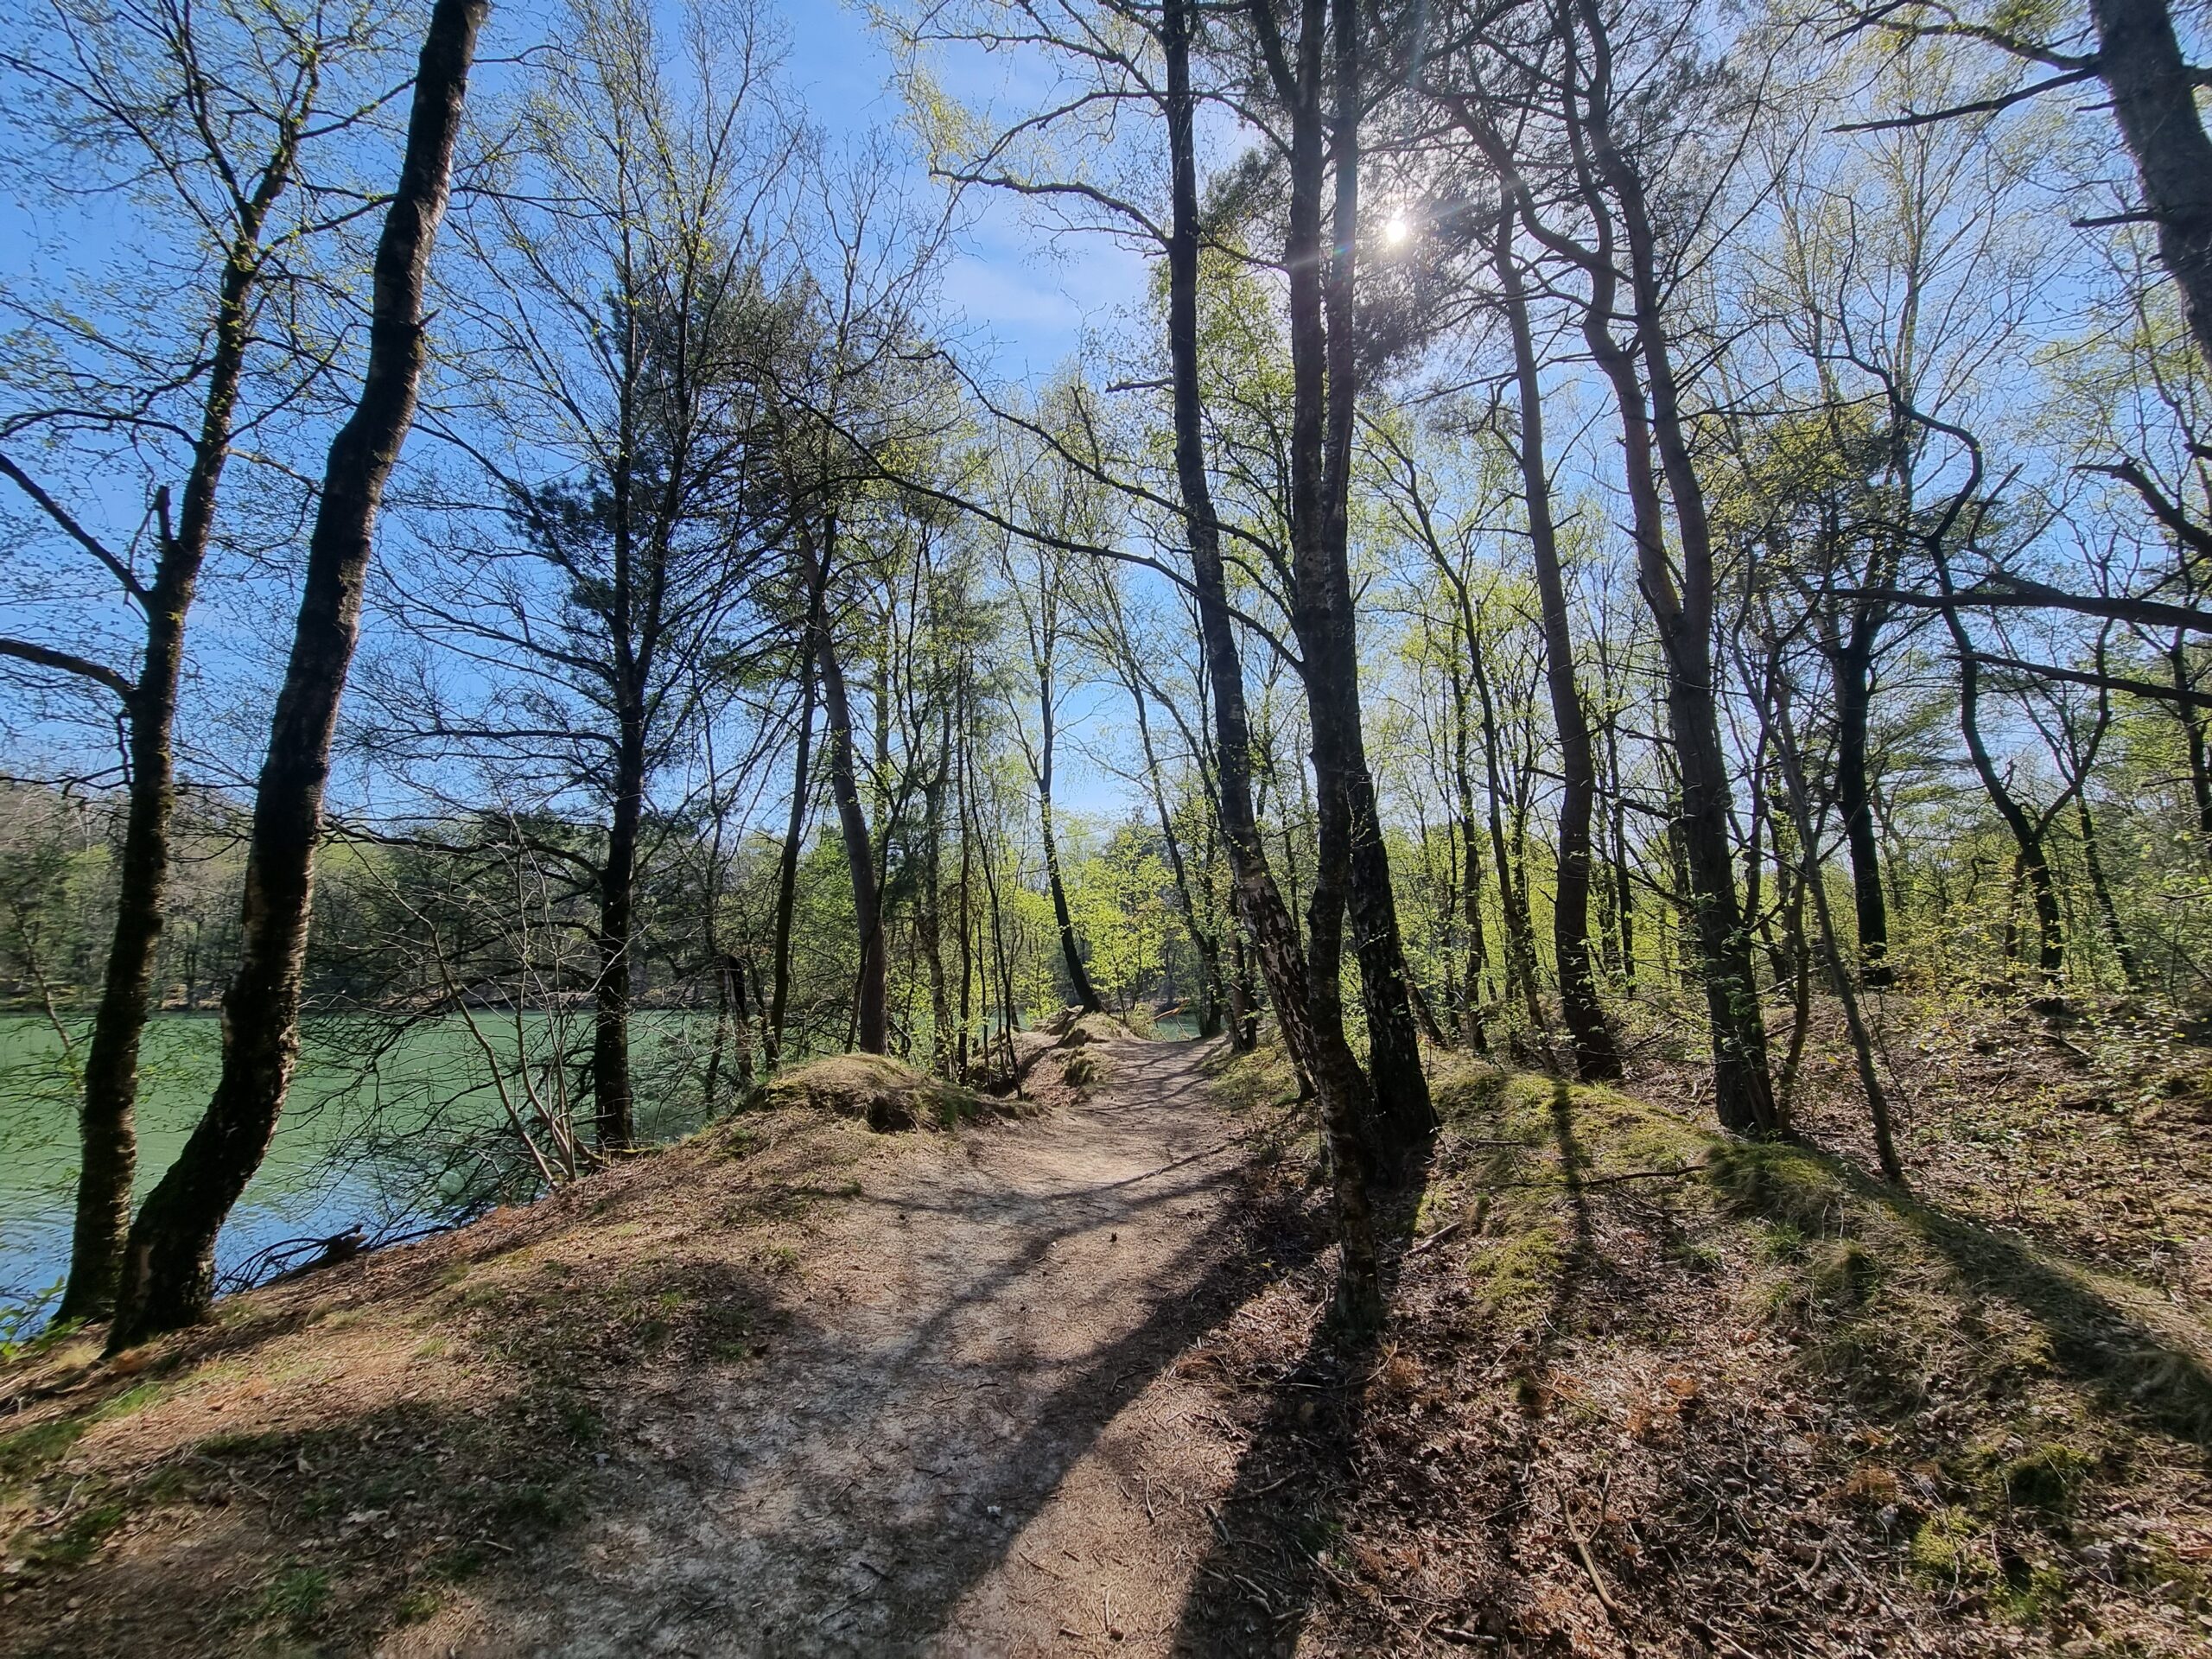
<box><xmin>2</xmin><ymin>0</ymin><xmax>2209</xmax><ymax>1650</ymax></box>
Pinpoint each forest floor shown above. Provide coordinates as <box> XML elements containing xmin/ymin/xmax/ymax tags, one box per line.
<box><xmin>2</xmin><ymin>1002</ymin><xmax>2210</xmax><ymax>1656</ymax></box>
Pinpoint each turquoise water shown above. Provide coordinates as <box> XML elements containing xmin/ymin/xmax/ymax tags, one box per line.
<box><xmin>0</xmin><ymin>1013</ymin><xmax>715</xmax><ymax>1323</ymax></box>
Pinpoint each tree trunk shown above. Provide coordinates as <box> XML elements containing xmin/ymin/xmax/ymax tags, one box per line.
<box><xmin>1166</xmin><ymin>0</ymin><xmax>1329</xmax><ymax>1091</ymax></box>
<box><xmin>1194</xmin><ymin>0</ymin><xmax>1383</xmax><ymax>1324</ymax></box>
<box><xmin>55</xmin><ymin>106</ymin><xmax>312</xmax><ymax>1324</ymax></box>
<box><xmin>1450</xmin><ymin>664</ymin><xmax>1491</xmax><ymax>1055</ymax></box>
<box><xmin>2167</xmin><ymin>637</ymin><xmax>2212</xmax><ymax>847</ymax></box>
<box><xmin>1934</xmin><ymin>585</ymin><xmax>2065</xmax><ymax>978</ymax></box>
<box><xmin>105</xmin><ymin>0</ymin><xmax>484</xmax><ymax>1348</ymax></box>
<box><xmin>1604</xmin><ymin>713</ymin><xmax>1637</xmax><ymax>992</ymax></box>
<box><xmin>1832</xmin><ymin>625</ymin><xmax>1892</xmax><ymax>986</ymax></box>
<box><xmin>766</xmin><ymin>640</ymin><xmax>817</xmax><ymax>1069</ymax></box>
<box><xmin>1768</xmin><ymin>664</ymin><xmax>1904</xmax><ymax>1182</ymax></box>
<box><xmin>1466</xmin><ymin>606</ymin><xmax>1548</xmax><ymax>1042</ymax></box>
<box><xmin>2077</xmin><ymin>796</ymin><xmax>2139</xmax><ymax>988</ymax></box>
<box><xmin>1128</xmin><ymin>664</ymin><xmax>1224</xmax><ymax>1038</ymax></box>
<box><xmin>1569</xmin><ymin>11</ymin><xmax>1777</xmax><ymax>1134</ymax></box>
<box><xmin>593</xmin><ymin>708</ymin><xmax>643</xmax><ymax>1149</ymax></box>
<box><xmin>923</xmin><ymin>703</ymin><xmax>953</xmax><ymax>1074</ymax></box>
<box><xmin>1497</xmin><ymin>200</ymin><xmax>1618</xmax><ymax>1080</ymax></box>
<box><xmin>1317</xmin><ymin>0</ymin><xmax>1431</xmax><ymax>1160</ymax></box>
<box><xmin>1036</xmin><ymin>671</ymin><xmax>1102</xmax><ymax>1014</ymax></box>
<box><xmin>2090</xmin><ymin>0</ymin><xmax>2212</xmax><ymax>374</ymax></box>
<box><xmin>813</xmin><ymin>565</ymin><xmax>887</xmax><ymax>1053</ymax></box>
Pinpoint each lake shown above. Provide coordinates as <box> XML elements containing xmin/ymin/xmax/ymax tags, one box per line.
<box><xmin>0</xmin><ymin>1012</ymin><xmax>719</xmax><ymax>1329</ymax></box>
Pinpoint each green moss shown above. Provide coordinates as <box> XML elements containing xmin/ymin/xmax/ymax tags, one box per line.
<box><xmin>1706</xmin><ymin>1141</ymin><xmax>1847</xmax><ymax>1236</ymax></box>
<box><xmin>1909</xmin><ymin>1505</ymin><xmax>1977</xmax><ymax>1580</ymax></box>
<box><xmin>1761</xmin><ymin>1221</ymin><xmax>1811</xmax><ymax>1262</ymax></box>
<box><xmin>1812</xmin><ymin>1240</ymin><xmax>1880</xmax><ymax>1307</ymax></box>
<box><xmin>1992</xmin><ymin>1556</ymin><xmax>2070</xmax><ymax>1624</ymax></box>
<box><xmin>763</xmin><ymin>1053</ymin><xmax>988</xmax><ymax>1132</ymax></box>
<box><xmin>1428</xmin><ymin>1059</ymin><xmax>1510</xmax><ymax>1124</ymax></box>
<box><xmin>1204</xmin><ymin>1043</ymin><xmax>1304</xmax><ymax>1115</ymax></box>
<box><xmin>1468</xmin><ymin>1217</ymin><xmax>1563</xmax><ymax>1320</ymax></box>
<box><xmin>1997</xmin><ymin>1442</ymin><xmax>2094</xmax><ymax>1513</ymax></box>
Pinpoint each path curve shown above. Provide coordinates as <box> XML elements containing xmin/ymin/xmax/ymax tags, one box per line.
<box><xmin>493</xmin><ymin>1035</ymin><xmax>1268</xmax><ymax>1657</ymax></box>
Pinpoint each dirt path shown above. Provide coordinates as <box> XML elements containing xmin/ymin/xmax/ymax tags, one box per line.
<box><xmin>481</xmin><ymin>1035</ymin><xmax>1277</xmax><ymax>1657</ymax></box>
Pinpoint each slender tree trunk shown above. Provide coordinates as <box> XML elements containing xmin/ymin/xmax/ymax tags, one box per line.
<box><xmin>1263</xmin><ymin>0</ymin><xmax>1432</xmax><ymax>1198</ymax></box>
<box><xmin>1832</xmin><ymin>626</ymin><xmax>1891</xmax><ymax>986</ymax></box>
<box><xmin>813</xmin><ymin>559</ymin><xmax>887</xmax><ymax>1053</ymax></box>
<box><xmin>1935</xmin><ymin>597</ymin><xmax>2065</xmax><ymax>978</ymax></box>
<box><xmin>1128</xmin><ymin>667</ymin><xmax>1224</xmax><ymax>1038</ymax></box>
<box><xmin>766</xmin><ymin>650</ymin><xmax>816</xmax><ymax>1068</ymax></box>
<box><xmin>1190</xmin><ymin>0</ymin><xmax>1385</xmax><ymax>1324</ymax></box>
<box><xmin>1166</xmin><ymin>0</ymin><xmax>1327</xmax><ymax>1092</ymax></box>
<box><xmin>2077</xmin><ymin>796</ymin><xmax>2139</xmax><ymax>987</ymax></box>
<box><xmin>1230</xmin><ymin>933</ymin><xmax>1260</xmax><ymax>1050</ymax></box>
<box><xmin>954</xmin><ymin>670</ymin><xmax>976</xmax><ymax>1076</ymax></box>
<box><xmin>1449</xmin><ymin>660</ymin><xmax>1491</xmax><ymax>1054</ymax></box>
<box><xmin>1769</xmin><ymin>665</ymin><xmax>1904</xmax><ymax>1182</ymax></box>
<box><xmin>1604</xmin><ymin>713</ymin><xmax>1636</xmax><ymax>992</ymax></box>
<box><xmin>1566</xmin><ymin>18</ymin><xmax>1776</xmax><ymax>1133</ymax></box>
<box><xmin>594</xmin><ymin>709</ymin><xmax>643</xmax><ymax>1148</ymax></box>
<box><xmin>1318</xmin><ymin>0</ymin><xmax>1431</xmax><ymax>1158</ymax></box>
<box><xmin>923</xmin><ymin>706</ymin><xmax>953</xmax><ymax>1074</ymax></box>
<box><xmin>1497</xmin><ymin>200</ymin><xmax>1618</xmax><ymax>1079</ymax></box>
<box><xmin>2167</xmin><ymin>637</ymin><xmax>2212</xmax><ymax>847</ymax></box>
<box><xmin>1774</xmin><ymin>818</ymin><xmax>1815</xmax><ymax>1121</ymax></box>
<box><xmin>1036</xmin><ymin>673</ymin><xmax>1101</xmax><ymax>1014</ymax></box>
<box><xmin>1467</xmin><ymin>607</ymin><xmax>1548</xmax><ymax>1042</ymax></box>
<box><xmin>106</xmin><ymin>0</ymin><xmax>484</xmax><ymax>1347</ymax></box>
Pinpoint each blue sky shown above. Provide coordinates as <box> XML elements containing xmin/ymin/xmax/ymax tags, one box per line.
<box><xmin>0</xmin><ymin>0</ymin><xmax>1157</xmax><ymax>819</ymax></box>
<box><xmin>779</xmin><ymin>0</ymin><xmax>1149</xmax><ymax>385</ymax></box>
<box><xmin>774</xmin><ymin>1</ymin><xmax>1160</xmax><ymax>817</ymax></box>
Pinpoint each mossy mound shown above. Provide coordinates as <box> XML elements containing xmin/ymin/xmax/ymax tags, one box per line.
<box><xmin>760</xmin><ymin>1054</ymin><xmax>988</xmax><ymax>1133</ymax></box>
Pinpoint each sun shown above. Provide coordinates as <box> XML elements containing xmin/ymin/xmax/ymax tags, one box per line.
<box><xmin>1382</xmin><ymin>215</ymin><xmax>1411</xmax><ymax>247</ymax></box>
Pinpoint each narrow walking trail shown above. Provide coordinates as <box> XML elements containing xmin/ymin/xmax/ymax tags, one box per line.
<box><xmin>487</xmin><ymin>1035</ymin><xmax>1281</xmax><ymax>1656</ymax></box>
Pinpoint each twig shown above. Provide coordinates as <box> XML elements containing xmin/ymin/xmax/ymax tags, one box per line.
<box><xmin>1554</xmin><ymin>1478</ymin><xmax>1635</xmax><ymax>1652</ymax></box>
<box><xmin>2034</xmin><ymin>1028</ymin><xmax>2095</xmax><ymax>1065</ymax></box>
<box><xmin>1405</xmin><ymin>1220</ymin><xmax>1466</xmax><ymax>1256</ymax></box>
<box><xmin>1224</xmin><ymin>1474</ymin><xmax>1291</xmax><ymax>1502</ymax></box>
<box><xmin>1578</xmin><ymin>1166</ymin><xmax>1696</xmax><ymax>1189</ymax></box>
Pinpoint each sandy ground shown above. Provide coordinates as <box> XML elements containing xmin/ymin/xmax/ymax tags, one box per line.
<box><xmin>448</xmin><ymin>1035</ymin><xmax>1280</xmax><ymax>1658</ymax></box>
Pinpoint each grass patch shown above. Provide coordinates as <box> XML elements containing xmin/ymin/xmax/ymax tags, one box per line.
<box><xmin>14</xmin><ymin>1497</ymin><xmax>124</xmax><ymax>1568</ymax></box>
<box><xmin>0</xmin><ymin>1416</ymin><xmax>86</xmax><ymax>1486</ymax></box>
<box><xmin>255</xmin><ymin>1564</ymin><xmax>332</xmax><ymax>1630</ymax></box>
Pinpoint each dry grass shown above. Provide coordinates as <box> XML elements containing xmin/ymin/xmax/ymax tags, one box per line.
<box><xmin>6</xmin><ymin>1013</ymin><xmax>2208</xmax><ymax>1656</ymax></box>
<box><xmin>1176</xmin><ymin>1035</ymin><xmax>2212</xmax><ymax>1656</ymax></box>
<box><xmin>758</xmin><ymin>1051</ymin><xmax>1003</xmax><ymax>1131</ymax></box>
<box><xmin>0</xmin><ymin>1091</ymin><xmax>920</xmax><ymax>1655</ymax></box>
